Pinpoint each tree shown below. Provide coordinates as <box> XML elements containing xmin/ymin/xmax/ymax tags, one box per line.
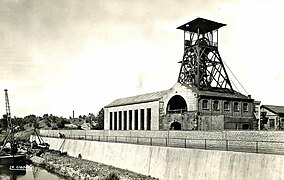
<box><xmin>94</xmin><ymin>108</ymin><xmax>104</xmax><ymax>130</ymax></box>
<box><xmin>0</xmin><ymin>114</ymin><xmax>8</xmax><ymax>130</ymax></box>
<box><xmin>56</xmin><ymin>119</ymin><xmax>70</xmax><ymax>129</ymax></box>
<box><xmin>24</xmin><ymin>115</ymin><xmax>38</xmax><ymax>128</ymax></box>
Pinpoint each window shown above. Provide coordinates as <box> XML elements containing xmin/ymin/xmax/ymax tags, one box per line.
<box><xmin>134</xmin><ymin>110</ymin><xmax>138</xmax><ymax>130</ymax></box>
<box><xmin>167</xmin><ymin>95</ymin><xmax>187</xmax><ymax>114</ymax></box>
<box><xmin>118</xmin><ymin>111</ymin><xmax>122</xmax><ymax>130</ymax></box>
<box><xmin>140</xmin><ymin>109</ymin><xmax>145</xmax><ymax>130</ymax></box>
<box><xmin>202</xmin><ymin>100</ymin><xmax>209</xmax><ymax>110</ymax></box>
<box><xmin>242</xmin><ymin>124</ymin><xmax>250</xmax><ymax>130</ymax></box>
<box><xmin>234</xmin><ymin>102</ymin><xmax>239</xmax><ymax>112</ymax></box>
<box><xmin>147</xmin><ymin>108</ymin><xmax>151</xmax><ymax>130</ymax></box>
<box><xmin>129</xmin><ymin>110</ymin><xmax>132</xmax><ymax>130</ymax></box>
<box><xmin>109</xmin><ymin>112</ymin><xmax>113</xmax><ymax>130</ymax></box>
<box><xmin>254</xmin><ymin>106</ymin><xmax>259</xmax><ymax>115</ymax></box>
<box><xmin>224</xmin><ymin>102</ymin><xmax>230</xmax><ymax>111</ymax></box>
<box><xmin>123</xmin><ymin>111</ymin><xmax>127</xmax><ymax>130</ymax></box>
<box><xmin>270</xmin><ymin>119</ymin><xmax>275</xmax><ymax>129</ymax></box>
<box><xmin>114</xmin><ymin>112</ymin><xmax>117</xmax><ymax>130</ymax></box>
<box><xmin>213</xmin><ymin>100</ymin><xmax>219</xmax><ymax>111</ymax></box>
<box><xmin>243</xmin><ymin>103</ymin><xmax>248</xmax><ymax>112</ymax></box>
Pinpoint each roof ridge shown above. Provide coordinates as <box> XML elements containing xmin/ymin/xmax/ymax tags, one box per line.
<box><xmin>105</xmin><ymin>89</ymin><xmax>170</xmax><ymax>108</ymax></box>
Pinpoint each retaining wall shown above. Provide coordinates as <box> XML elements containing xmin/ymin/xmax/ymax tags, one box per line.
<box><xmin>33</xmin><ymin>136</ymin><xmax>284</xmax><ymax>180</ymax></box>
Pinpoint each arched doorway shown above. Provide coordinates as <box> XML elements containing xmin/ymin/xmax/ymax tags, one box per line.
<box><xmin>170</xmin><ymin>121</ymin><xmax>182</xmax><ymax>130</ymax></box>
<box><xmin>167</xmin><ymin>95</ymin><xmax>187</xmax><ymax>114</ymax></box>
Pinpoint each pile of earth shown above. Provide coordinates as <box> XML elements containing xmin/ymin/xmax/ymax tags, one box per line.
<box><xmin>32</xmin><ymin>151</ymin><xmax>158</xmax><ymax>180</ymax></box>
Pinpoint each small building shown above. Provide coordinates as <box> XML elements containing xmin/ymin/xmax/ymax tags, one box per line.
<box><xmin>104</xmin><ymin>18</ymin><xmax>255</xmax><ymax>131</ymax></box>
<box><xmin>253</xmin><ymin>101</ymin><xmax>261</xmax><ymax>130</ymax></box>
<box><xmin>260</xmin><ymin>105</ymin><xmax>284</xmax><ymax>130</ymax></box>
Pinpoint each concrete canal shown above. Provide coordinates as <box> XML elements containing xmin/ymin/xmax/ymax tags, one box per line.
<box><xmin>0</xmin><ymin>165</ymin><xmax>62</xmax><ymax>180</ymax></box>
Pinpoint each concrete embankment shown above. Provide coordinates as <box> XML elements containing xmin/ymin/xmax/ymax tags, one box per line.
<box><xmin>33</xmin><ymin>136</ymin><xmax>284</xmax><ymax>180</ymax></box>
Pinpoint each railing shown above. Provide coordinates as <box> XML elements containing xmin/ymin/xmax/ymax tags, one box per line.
<box><xmin>42</xmin><ymin>134</ymin><xmax>284</xmax><ymax>155</ymax></box>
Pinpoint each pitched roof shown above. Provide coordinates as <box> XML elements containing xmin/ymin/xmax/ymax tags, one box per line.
<box><xmin>105</xmin><ymin>84</ymin><xmax>252</xmax><ymax>108</ymax></box>
<box><xmin>184</xmin><ymin>85</ymin><xmax>251</xmax><ymax>100</ymax></box>
<box><xmin>261</xmin><ymin>105</ymin><xmax>284</xmax><ymax>115</ymax></box>
<box><xmin>198</xmin><ymin>89</ymin><xmax>250</xmax><ymax>100</ymax></box>
<box><xmin>105</xmin><ymin>90</ymin><xmax>170</xmax><ymax>108</ymax></box>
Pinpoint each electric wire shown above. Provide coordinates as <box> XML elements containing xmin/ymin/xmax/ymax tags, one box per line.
<box><xmin>229</xmin><ymin>76</ymin><xmax>240</xmax><ymax>92</ymax></box>
<box><xmin>223</xmin><ymin>61</ymin><xmax>249</xmax><ymax>95</ymax></box>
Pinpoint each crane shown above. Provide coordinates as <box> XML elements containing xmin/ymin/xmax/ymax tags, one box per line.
<box><xmin>0</xmin><ymin>89</ymin><xmax>17</xmax><ymax>155</ymax></box>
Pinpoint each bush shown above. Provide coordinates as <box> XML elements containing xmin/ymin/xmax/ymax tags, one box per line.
<box><xmin>46</xmin><ymin>121</ymin><xmax>51</xmax><ymax>127</ymax></box>
<box><xmin>105</xmin><ymin>173</ymin><xmax>119</xmax><ymax>180</ymax></box>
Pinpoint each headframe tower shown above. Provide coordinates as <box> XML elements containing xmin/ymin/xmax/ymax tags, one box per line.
<box><xmin>177</xmin><ymin>17</ymin><xmax>234</xmax><ymax>92</ymax></box>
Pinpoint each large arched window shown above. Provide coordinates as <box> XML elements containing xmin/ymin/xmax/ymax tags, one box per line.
<box><xmin>167</xmin><ymin>95</ymin><xmax>187</xmax><ymax>114</ymax></box>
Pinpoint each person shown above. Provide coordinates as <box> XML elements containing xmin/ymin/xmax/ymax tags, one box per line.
<box><xmin>78</xmin><ymin>153</ymin><xmax>82</xmax><ymax>159</ymax></box>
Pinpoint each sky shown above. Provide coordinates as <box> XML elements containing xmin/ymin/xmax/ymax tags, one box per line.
<box><xmin>0</xmin><ymin>0</ymin><xmax>284</xmax><ymax>118</ymax></box>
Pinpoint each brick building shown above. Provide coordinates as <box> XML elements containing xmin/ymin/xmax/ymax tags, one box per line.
<box><xmin>104</xmin><ymin>82</ymin><xmax>254</xmax><ymax>131</ymax></box>
<box><xmin>104</xmin><ymin>18</ymin><xmax>255</xmax><ymax>131</ymax></box>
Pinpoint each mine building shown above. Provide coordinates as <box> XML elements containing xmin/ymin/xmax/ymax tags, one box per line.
<box><xmin>104</xmin><ymin>18</ymin><xmax>255</xmax><ymax>131</ymax></box>
<box><xmin>260</xmin><ymin>105</ymin><xmax>284</xmax><ymax>130</ymax></box>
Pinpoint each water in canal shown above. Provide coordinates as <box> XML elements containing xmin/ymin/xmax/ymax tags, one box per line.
<box><xmin>0</xmin><ymin>165</ymin><xmax>63</xmax><ymax>180</ymax></box>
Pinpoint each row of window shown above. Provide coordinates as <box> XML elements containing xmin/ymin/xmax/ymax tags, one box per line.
<box><xmin>202</xmin><ymin>100</ymin><xmax>249</xmax><ymax>112</ymax></box>
<box><xmin>109</xmin><ymin>108</ymin><xmax>151</xmax><ymax>130</ymax></box>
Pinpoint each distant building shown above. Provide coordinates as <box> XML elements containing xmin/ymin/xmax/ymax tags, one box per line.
<box><xmin>260</xmin><ymin>105</ymin><xmax>284</xmax><ymax>130</ymax></box>
<box><xmin>64</xmin><ymin>123</ymin><xmax>78</xmax><ymax>129</ymax></box>
<box><xmin>104</xmin><ymin>18</ymin><xmax>255</xmax><ymax>131</ymax></box>
<box><xmin>253</xmin><ymin>101</ymin><xmax>261</xmax><ymax>130</ymax></box>
<box><xmin>80</xmin><ymin>122</ymin><xmax>91</xmax><ymax>130</ymax></box>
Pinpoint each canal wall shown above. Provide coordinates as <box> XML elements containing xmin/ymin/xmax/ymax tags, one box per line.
<box><xmin>31</xmin><ymin>136</ymin><xmax>284</xmax><ymax>180</ymax></box>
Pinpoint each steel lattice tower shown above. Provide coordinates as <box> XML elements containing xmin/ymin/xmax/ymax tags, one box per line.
<box><xmin>177</xmin><ymin>18</ymin><xmax>234</xmax><ymax>92</ymax></box>
<box><xmin>0</xmin><ymin>89</ymin><xmax>15</xmax><ymax>154</ymax></box>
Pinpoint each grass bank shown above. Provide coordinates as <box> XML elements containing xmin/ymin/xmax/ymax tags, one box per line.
<box><xmin>32</xmin><ymin>151</ymin><xmax>158</xmax><ymax>180</ymax></box>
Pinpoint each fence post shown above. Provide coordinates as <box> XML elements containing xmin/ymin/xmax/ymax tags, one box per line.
<box><xmin>166</xmin><ymin>138</ymin><xmax>168</xmax><ymax>147</ymax></box>
<box><xmin>98</xmin><ymin>136</ymin><xmax>100</xmax><ymax>141</ymax></box>
<box><xmin>137</xmin><ymin>137</ymin><xmax>139</xmax><ymax>144</ymax></box>
<box><xmin>115</xmin><ymin>136</ymin><xmax>117</xmax><ymax>143</ymax></box>
<box><xmin>185</xmin><ymin>139</ymin><xmax>187</xmax><ymax>148</ymax></box>
<box><xmin>205</xmin><ymin>139</ymin><xmax>207</xmax><ymax>150</ymax></box>
<box><xmin>150</xmin><ymin>138</ymin><xmax>152</xmax><ymax>146</ymax></box>
<box><xmin>256</xmin><ymin>141</ymin><xmax>259</xmax><ymax>153</ymax></box>
<box><xmin>106</xmin><ymin>136</ymin><xmax>108</xmax><ymax>142</ymax></box>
